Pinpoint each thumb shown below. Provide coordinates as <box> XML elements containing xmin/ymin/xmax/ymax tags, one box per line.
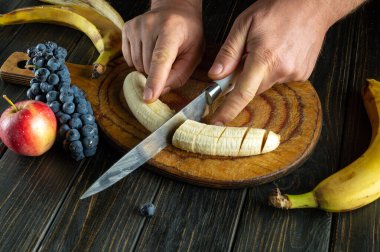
<box><xmin>208</xmin><ymin>17</ymin><xmax>252</xmax><ymax>80</ymax></box>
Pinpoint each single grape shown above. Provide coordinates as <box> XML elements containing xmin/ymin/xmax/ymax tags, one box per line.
<box><xmin>40</xmin><ymin>82</ymin><xmax>54</xmax><ymax>93</ymax></box>
<box><xmin>86</xmin><ymin>101</ymin><xmax>94</xmax><ymax>115</ymax></box>
<box><xmin>59</xmin><ymin>86</ymin><xmax>73</xmax><ymax>94</ymax></box>
<box><xmin>30</xmin><ymin>82</ymin><xmax>41</xmax><ymax>95</ymax></box>
<box><xmin>35</xmin><ymin>95</ymin><xmax>45</xmax><ymax>102</ymax></box>
<box><xmin>76</xmin><ymin>102</ymin><xmax>88</xmax><ymax>114</ymax></box>
<box><xmin>71</xmin><ymin>151</ymin><xmax>85</xmax><ymax>161</ymax></box>
<box><xmin>59</xmin><ymin>113</ymin><xmax>72</xmax><ymax>124</ymax></box>
<box><xmin>82</xmin><ymin>137</ymin><xmax>97</xmax><ymax>149</ymax></box>
<box><xmin>81</xmin><ymin>124</ymin><xmax>97</xmax><ymax>137</ymax></box>
<box><xmin>47</xmin><ymin>58</ymin><xmax>61</xmax><ymax>72</ymax></box>
<box><xmin>47</xmin><ymin>74</ymin><xmax>60</xmax><ymax>85</ymax></box>
<box><xmin>32</xmin><ymin>56</ymin><xmax>45</xmax><ymax>68</ymax></box>
<box><xmin>69</xmin><ymin>117</ymin><xmax>83</xmax><ymax>129</ymax></box>
<box><xmin>29</xmin><ymin>78</ymin><xmax>39</xmax><ymax>86</ymax></box>
<box><xmin>139</xmin><ymin>203</ymin><xmax>155</xmax><ymax>217</ymax></box>
<box><xmin>27</xmin><ymin>47</ymin><xmax>37</xmax><ymax>58</ymax></box>
<box><xmin>66</xmin><ymin>129</ymin><xmax>81</xmax><ymax>141</ymax></box>
<box><xmin>35</xmin><ymin>68</ymin><xmax>50</xmax><ymax>82</ymax></box>
<box><xmin>26</xmin><ymin>88</ymin><xmax>35</xmax><ymax>99</ymax></box>
<box><xmin>84</xmin><ymin>147</ymin><xmax>97</xmax><ymax>157</ymax></box>
<box><xmin>69</xmin><ymin>140</ymin><xmax>83</xmax><ymax>153</ymax></box>
<box><xmin>62</xmin><ymin>102</ymin><xmax>75</xmax><ymax>114</ymax></box>
<box><xmin>74</xmin><ymin>97</ymin><xmax>86</xmax><ymax>104</ymax></box>
<box><xmin>48</xmin><ymin>101</ymin><xmax>61</xmax><ymax>113</ymax></box>
<box><xmin>45</xmin><ymin>41</ymin><xmax>57</xmax><ymax>53</ymax></box>
<box><xmin>80</xmin><ymin>114</ymin><xmax>95</xmax><ymax>125</ymax></box>
<box><xmin>53</xmin><ymin>47</ymin><xmax>67</xmax><ymax>60</ymax></box>
<box><xmin>36</xmin><ymin>43</ymin><xmax>47</xmax><ymax>53</ymax></box>
<box><xmin>58</xmin><ymin>124</ymin><xmax>70</xmax><ymax>139</ymax></box>
<box><xmin>46</xmin><ymin>90</ymin><xmax>59</xmax><ymax>102</ymax></box>
<box><xmin>59</xmin><ymin>91</ymin><xmax>74</xmax><ymax>103</ymax></box>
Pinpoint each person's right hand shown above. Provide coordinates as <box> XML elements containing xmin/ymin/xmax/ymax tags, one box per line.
<box><xmin>122</xmin><ymin>0</ymin><xmax>204</xmax><ymax>102</ymax></box>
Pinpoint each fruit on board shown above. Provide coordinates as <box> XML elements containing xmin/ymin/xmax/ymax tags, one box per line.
<box><xmin>0</xmin><ymin>4</ymin><xmax>122</xmax><ymax>77</ymax></box>
<box><xmin>26</xmin><ymin>42</ymin><xmax>99</xmax><ymax>161</ymax></box>
<box><xmin>123</xmin><ymin>71</ymin><xmax>280</xmax><ymax>157</ymax></box>
<box><xmin>0</xmin><ymin>95</ymin><xmax>57</xmax><ymax>156</ymax></box>
<box><xmin>269</xmin><ymin>79</ymin><xmax>380</xmax><ymax>212</ymax></box>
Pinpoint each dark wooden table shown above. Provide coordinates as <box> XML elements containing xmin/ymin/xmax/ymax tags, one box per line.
<box><xmin>1</xmin><ymin>0</ymin><xmax>380</xmax><ymax>251</ymax></box>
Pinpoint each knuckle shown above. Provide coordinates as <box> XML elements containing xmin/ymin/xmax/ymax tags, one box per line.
<box><xmin>220</xmin><ymin>43</ymin><xmax>240</xmax><ymax>60</ymax></box>
<box><xmin>235</xmin><ymin>88</ymin><xmax>255</xmax><ymax>104</ymax></box>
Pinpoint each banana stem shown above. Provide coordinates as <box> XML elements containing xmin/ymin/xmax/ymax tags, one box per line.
<box><xmin>269</xmin><ymin>188</ymin><xmax>318</xmax><ymax>209</ymax></box>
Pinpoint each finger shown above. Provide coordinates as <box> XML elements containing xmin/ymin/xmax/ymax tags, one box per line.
<box><xmin>144</xmin><ymin>35</ymin><xmax>180</xmax><ymax>102</ymax></box>
<box><xmin>130</xmin><ymin>40</ymin><xmax>144</xmax><ymax>73</ymax></box>
<box><xmin>208</xmin><ymin>17</ymin><xmax>252</xmax><ymax>80</ymax></box>
<box><xmin>210</xmin><ymin>55</ymin><xmax>267</xmax><ymax>124</ymax></box>
<box><xmin>122</xmin><ymin>30</ymin><xmax>133</xmax><ymax>67</ymax></box>
<box><xmin>142</xmin><ymin>38</ymin><xmax>155</xmax><ymax>75</ymax></box>
<box><xmin>165</xmin><ymin>50</ymin><xmax>201</xmax><ymax>90</ymax></box>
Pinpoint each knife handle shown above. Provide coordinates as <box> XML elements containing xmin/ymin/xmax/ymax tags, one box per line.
<box><xmin>205</xmin><ymin>72</ymin><xmax>236</xmax><ymax>105</ymax></box>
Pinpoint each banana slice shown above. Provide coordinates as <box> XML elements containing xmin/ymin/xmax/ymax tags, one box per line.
<box><xmin>123</xmin><ymin>71</ymin><xmax>280</xmax><ymax>156</ymax></box>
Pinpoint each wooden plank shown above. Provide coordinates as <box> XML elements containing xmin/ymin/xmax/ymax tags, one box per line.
<box><xmin>331</xmin><ymin>1</ymin><xmax>380</xmax><ymax>251</ymax></box>
<box><xmin>230</xmin><ymin>2</ymin><xmax>362</xmax><ymax>251</ymax></box>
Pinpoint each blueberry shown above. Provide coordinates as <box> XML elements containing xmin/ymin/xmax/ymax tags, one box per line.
<box><xmin>81</xmin><ymin>124</ymin><xmax>96</xmax><ymax>137</ymax></box>
<box><xmin>36</xmin><ymin>43</ymin><xmax>47</xmax><ymax>53</ymax></box>
<box><xmin>139</xmin><ymin>203</ymin><xmax>155</xmax><ymax>217</ymax></box>
<box><xmin>66</xmin><ymin>129</ymin><xmax>81</xmax><ymax>141</ymax></box>
<box><xmin>83</xmin><ymin>147</ymin><xmax>97</xmax><ymax>157</ymax></box>
<box><xmin>76</xmin><ymin>102</ymin><xmax>88</xmax><ymax>114</ymax></box>
<box><xmin>58</xmin><ymin>124</ymin><xmax>70</xmax><ymax>138</ymax></box>
<box><xmin>59</xmin><ymin>91</ymin><xmax>74</xmax><ymax>103</ymax></box>
<box><xmin>46</xmin><ymin>90</ymin><xmax>59</xmax><ymax>102</ymax></box>
<box><xmin>47</xmin><ymin>74</ymin><xmax>60</xmax><ymax>85</ymax></box>
<box><xmin>59</xmin><ymin>86</ymin><xmax>73</xmax><ymax>94</ymax></box>
<box><xmin>80</xmin><ymin>114</ymin><xmax>95</xmax><ymax>125</ymax></box>
<box><xmin>82</xmin><ymin>137</ymin><xmax>97</xmax><ymax>149</ymax></box>
<box><xmin>48</xmin><ymin>101</ymin><xmax>61</xmax><ymax>113</ymax></box>
<box><xmin>69</xmin><ymin>140</ymin><xmax>83</xmax><ymax>153</ymax></box>
<box><xmin>40</xmin><ymin>82</ymin><xmax>54</xmax><ymax>93</ymax></box>
<box><xmin>59</xmin><ymin>113</ymin><xmax>72</xmax><ymax>124</ymax></box>
<box><xmin>62</xmin><ymin>102</ymin><xmax>75</xmax><ymax>114</ymax></box>
<box><xmin>47</xmin><ymin>58</ymin><xmax>61</xmax><ymax>72</ymax></box>
<box><xmin>74</xmin><ymin>97</ymin><xmax>86</xmax><ymax>104</ymax></box>
<box><xmin>59</xmin><ymin>75</ymin><xmax>71</xmax><ymax>86</ymax></box>
<box><xmin>26</xmin><ymin>88</ymin><xmax>35</xmax><ymax>99</ymax></box>
<box><xmin>35</xmin><ymin>95</ymin><xmax>45</xmax><ymax>102</ymax></box>
<box><xmin>30</xmin><ymin>82</ymin><xmax>41</xmax><ymax>95</ymax></box>
<box><xmin>69</xmin><ymin>117</ymin><xmax>83</xmax><ymax>129</ymax></box>
<box><xmin>55</xmin><ymin>111</ymin><xmax>64</xmax><ymax>118</ymax></box>
<box><xmin>35</xmin><ymin>68</ymin><xmax>50</xmax><ymax>82</ymax></box>
<box><xmin>32</xmin><ymin>56</ymin><xmax>45</xmax><ymax>68</ymax></box>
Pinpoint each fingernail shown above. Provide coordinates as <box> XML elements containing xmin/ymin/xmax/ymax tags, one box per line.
<box><xmin>209</xmin><ymin>63</ymin><xmax>223</xmax><ymax>75</ymax></box>
<box><xmin>143</xmin><ymin>87</ymin><xmax>153</xmax><ymax>101</ymax></box>
<box><xmin>213</xmin><ymin>121</ymin><xmax>224</xmax><ymax>126</ymax></box>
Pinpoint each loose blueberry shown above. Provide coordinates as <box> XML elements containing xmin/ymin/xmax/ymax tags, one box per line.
<box><xmin>139</xmin><ymin>203</ymin><xmax>155</xmax><ymax>217</ymax></box>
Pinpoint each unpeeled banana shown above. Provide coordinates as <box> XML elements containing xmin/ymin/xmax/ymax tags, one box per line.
<box><xmin>0</xmin><ymin>4</ymin><xmax>122</xmax><ymax>77</ymax></box>
<box><xmin>269</xmin><ymin>79</ymin><xmax>380</xmax><ymax>212</ymax></box>
<box><xmin>123</xmin><ymin>71</ymin><xmax>281</xmax><ymax>157</ymax></box>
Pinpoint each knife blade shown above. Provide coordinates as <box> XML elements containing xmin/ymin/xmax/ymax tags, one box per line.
<box><xmin>80</xmin><ymin>73</ymin><xmax>236</xmax><ymax>199</ymax></box>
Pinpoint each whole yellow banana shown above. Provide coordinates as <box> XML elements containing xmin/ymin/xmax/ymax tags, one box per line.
<box><xmin>269</xmin><ymin>79</ymin><xmax>380</xmax><ymax>212</ymax></box>
<box><xmin>0</xmin><ymin>5</ymin><xmax>122</xmax><ymax>77</ymax></box>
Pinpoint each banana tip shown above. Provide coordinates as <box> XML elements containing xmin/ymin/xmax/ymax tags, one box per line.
<box><xmin>268</xmin><ymin>188</ymin><xmax>291</xmax><ymax>209</ymax></box>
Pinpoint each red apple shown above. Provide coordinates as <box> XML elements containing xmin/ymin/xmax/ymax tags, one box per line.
<box><xmin>0</xmin><ymin>96</ymin><xmax>57</xmax><ymax>156</ymax></box>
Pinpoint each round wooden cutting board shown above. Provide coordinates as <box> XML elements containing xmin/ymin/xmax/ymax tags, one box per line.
<box><xmin>0</xmin><ymin>52</ymin><xmax>322</xmax><ymax>188</ymax></box>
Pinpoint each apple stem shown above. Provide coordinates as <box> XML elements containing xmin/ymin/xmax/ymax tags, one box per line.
<box><xmin>3</xmin><ymin>95</ymin><xmax>18</xmax><ymax>112</ymax></box>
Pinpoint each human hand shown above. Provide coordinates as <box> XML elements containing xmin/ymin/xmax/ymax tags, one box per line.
<box><xmin>208</xmin><ymin>0</ymin><xmax>335</xmax><ymax>125</ymax></box>
<box><xmin>122</xmin><ymin>0</ymin><xmax>204</xmax><ymax>102</ymax></box>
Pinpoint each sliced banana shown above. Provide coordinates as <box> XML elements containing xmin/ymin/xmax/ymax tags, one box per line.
<box><xmin>123</xmin><ymin>71</ymin><xmax>280</xmax><ymax>156</ymax></box>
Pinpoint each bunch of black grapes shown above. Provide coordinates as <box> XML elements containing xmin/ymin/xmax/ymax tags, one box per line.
<box><xmin>25</xmin><ymin>42</ymin><xmax>99</xmax><ymax>160</ymax></box>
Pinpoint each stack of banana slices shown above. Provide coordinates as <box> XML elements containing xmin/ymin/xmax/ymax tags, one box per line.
<box><xmin>0</xmin><ymin>0</ymin><xmax>124</xmax><ymax>77</ymax></box>
<box><xmin>123</xmin><ymin>71</ymin><xmax>281</xmax><ymax>157</ymax></box>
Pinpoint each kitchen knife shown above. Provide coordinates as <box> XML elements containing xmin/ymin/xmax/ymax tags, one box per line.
<box><xmin>80</xmin><ymin>73</ymin><xmax>236</xmax><ymax>199</ymax></box>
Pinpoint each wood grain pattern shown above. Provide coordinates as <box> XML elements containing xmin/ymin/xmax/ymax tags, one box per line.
<box><xmin>0</xmin><ymin>52</ymin><xmax>322</xmax><ymax>188</ymax></box>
